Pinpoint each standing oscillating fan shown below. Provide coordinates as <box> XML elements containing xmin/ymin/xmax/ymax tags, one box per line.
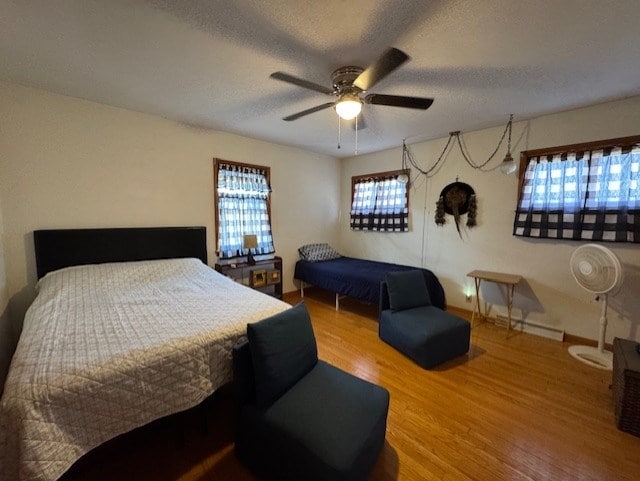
<box><xmin>568</xmin><ymin>244</ymin><xmax>623</xmax><ymax>370</ymax></box>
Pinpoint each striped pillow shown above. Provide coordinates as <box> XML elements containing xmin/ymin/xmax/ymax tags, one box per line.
<box><xmin>298</xmin><ymin>243</ymin><xmax>342</xmax><ymax>262</ymax></box>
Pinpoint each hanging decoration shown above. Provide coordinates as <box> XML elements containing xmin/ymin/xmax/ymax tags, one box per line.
<box><xmin>435</xmin><ymin>197</ymin><xmax>446</xmax><ymax>225</ymax></box>
<box><xmin>398</xmin><ymin>115</ymin><xmax>513</xmax><ymax>238</ymax></box>
<box><xmin>466</xmin><ymin>193</ymin><xmax>477</xmax><ymax>228</ymax></box>
<box><xmin>435</xmin><ymin>181</ymin><xmax>477</xmax><ymax>238</ymax></box>
<box><xmin>401</xmin><ymin>114</ymin><xmax>516</xmax><ymax>179</ymax></box>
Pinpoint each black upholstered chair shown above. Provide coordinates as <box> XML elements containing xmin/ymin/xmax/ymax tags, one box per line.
<box><xmin>379</xmin><ymin>270</ymin><xmax>470</xmax><ymax>369</ymax></box>
<box><xmin>233</xmin><ymin>302</ymin><xmax>390</xmax><ymax>481</ymax></box>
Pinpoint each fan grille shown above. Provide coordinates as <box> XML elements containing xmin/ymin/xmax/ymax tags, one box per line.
<box><xmin>570</xmin><ymin>244</ymin><xmax>622</xmax><ymax>293</ymax></box>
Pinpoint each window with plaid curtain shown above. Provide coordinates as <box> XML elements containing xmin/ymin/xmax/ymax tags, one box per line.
<box><xmin>215</xmin><ymin>160</ymin><xmax>275</xmax><ymax>259</ymax></box>
<box><xmin>513</xmin><ymin>139</ymin><xmax>640</xmax><ymax>242</ymax></box>
<box><xmin>350</xmin><ymin>171</ymin><xmax>409</xmax><ymax>232</ymax></box>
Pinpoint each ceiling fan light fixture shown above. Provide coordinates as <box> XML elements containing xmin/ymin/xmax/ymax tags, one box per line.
<box><xmin>335</xmin><ymin>94</ymin><xmax>362</xmax><ymax>120</ymax></box>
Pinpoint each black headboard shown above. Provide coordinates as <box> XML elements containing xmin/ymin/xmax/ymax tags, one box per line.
<box><xmin>34</xmin><ymin>226</ymin><xmax>208</xmax><ymax>279</ymax></box>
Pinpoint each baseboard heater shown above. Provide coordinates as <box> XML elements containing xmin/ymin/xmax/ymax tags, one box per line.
<box><xmin>495</xmin><ymin>315</ymin><xmax>565</xmax><ymax>342</ymax></box>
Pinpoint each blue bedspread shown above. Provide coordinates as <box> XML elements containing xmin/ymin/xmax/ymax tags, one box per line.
<box><xmin>294</xmin><ymin>257</ymin><xmax>445</xmax><ymax>309</ymax></box>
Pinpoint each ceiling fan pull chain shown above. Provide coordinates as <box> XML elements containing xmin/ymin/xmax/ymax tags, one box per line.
<box><xmin>355</xmin><ymin>116</ymin><xmax>358</xmax><ymax>155</ymax></box>
<box><xmin>337</xmin><ymin>116</ymin><xmax>341</xmax><ymax>149</ymax></box>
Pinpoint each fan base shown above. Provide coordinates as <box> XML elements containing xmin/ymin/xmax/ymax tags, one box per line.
<box><xmin>568</xmin><ymin>345</ymin><xmax>613</xmax><ymax>370</ymax></box>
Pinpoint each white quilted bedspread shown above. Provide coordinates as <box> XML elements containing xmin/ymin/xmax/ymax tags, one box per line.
<box><xmin>0</xmin><ymin>258</ymin><xmax>289</xmax><ymax>481</ymax></box>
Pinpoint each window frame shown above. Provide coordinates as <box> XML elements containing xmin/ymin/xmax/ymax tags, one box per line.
<box><xmin>350</xmin><ymin>168</ymin><xmax>411</xmax><ymax>232</ymax></box>
<box><xmin>514</xmin><ymin>134</ymin><xmax>640</xmax><ymax>242</ymax></box>
<box><xmin>517</xmin><ymin>135</ymin><xmax>640</xmax><ymax>204</ymax></box>
<box><xmin>213</xmin><ymin>158</ymin><xmax>272</xmax><ymax>257</ymax></box>
<box><xmin>350</xmin><ymin>169</ymin><xmax>411</xmax><ymax>207</ymax></box>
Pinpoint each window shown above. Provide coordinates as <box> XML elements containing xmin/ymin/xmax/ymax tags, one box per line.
<box><xmin>350</xmin><ymin>170</ymin><xmax>410</xmax><ymax>232</ymax></box>
<box><xmin>214</xmin><ymin>159</ymin><xmax>275</xmax><ymax>259</ymax></box>
<box><xmin>513</xmin><ymin>135</ymin><xmax>640</xmax><ymax>242</ymax></box>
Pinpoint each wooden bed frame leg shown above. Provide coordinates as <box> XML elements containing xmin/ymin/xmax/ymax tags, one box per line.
<box><xmin>300</xmin><ymin>281</ymin><xmax>304</xmax><ymax>298</ymax></box>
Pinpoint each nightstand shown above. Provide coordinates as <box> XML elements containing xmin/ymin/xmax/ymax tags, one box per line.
<box><xmin>215</xmin><ymin>256</ymin><xmax>283</xmax><ymax>299</ymax></box>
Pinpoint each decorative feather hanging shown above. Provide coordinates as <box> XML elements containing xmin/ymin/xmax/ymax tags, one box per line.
<box><xmin>435</xmin><ymin>197</ymin><xmax>446</xmax><ymax>225</ymax></box>
<box><xmin>466</xmin><ymin>194</ymin><xmax>477</xmax><ymax>228</ymax></box>
<box><xmin>435</xmin><ymin>181</ymin><xmax>477</xmax><ymax>238</ymax></box>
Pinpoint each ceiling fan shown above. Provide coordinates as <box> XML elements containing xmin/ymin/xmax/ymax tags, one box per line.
<box><xmin>270</xmin><ymin>48</ymin><xmax>434</xmax><ymax>124</ymax></box>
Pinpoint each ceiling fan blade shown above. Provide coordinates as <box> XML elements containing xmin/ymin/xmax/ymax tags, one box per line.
<box><xmin>365</xmin><ymin>94</ymin><xmax>434</xmax><ymax>110</ymax></box>
<box><xmin>270</xmin><ymin>72</ymin><xmax>334</xmax><ymax>95</ymax></box>
<box><xmin>353</xmin><ymin>48</ymin><xmax>409</xmax><ymax>91</ymax></box>
<box><xmin>283</xmin><ymin>102</ymin><xmax>335</xmax><ymax>121</ymax></box>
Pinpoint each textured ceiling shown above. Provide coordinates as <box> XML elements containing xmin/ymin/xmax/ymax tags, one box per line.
<box><xmin>1</xmin><ymin>0</ymin><xmax>639</xmax><ymax>157</ymax></box>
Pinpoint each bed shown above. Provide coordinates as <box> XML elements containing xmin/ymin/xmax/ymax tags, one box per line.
<box><xmin>0</xmin><ymin>227</ymin><xmax>290</xmax><ymax>481</ymax></box>
<box><xmin>294</xmin><ymin>256</ymin><xmax>446</xmax><ymax>310</ymax></box>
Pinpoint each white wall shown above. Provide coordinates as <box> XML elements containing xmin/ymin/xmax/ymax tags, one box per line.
<box><xmin>1</xmin><ymin>80</ymin><xmax>637</xmax><ymax>371</ymax></box>
<box><xmin>0</xmin><ymin>81</ymin><xmax>341</xmax><ymax>328</ymax></box>
<box><xmin>340</xmin><ymin>96</ymin><xmax>640</xmax><ymax>342</ymax></box>
<box><xmin>0</xmin><ymin>198</ymin><xmax>6</xmax><ymax>309</ymax></box>
<box><xmin>0</xmin><ymin>193</ymin><xmax>12</xmax><ymax>396</ymax></box>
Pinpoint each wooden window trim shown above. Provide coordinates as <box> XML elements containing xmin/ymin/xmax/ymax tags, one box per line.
<box><xmin>517</xmin><ymin>135</ymin><xmax>640</xmax><ymax>202</ymax></box>
<box><xmin>213</xmin><ymin>158</ymin><xmax>272</xmax><ymax>254</ymax></box>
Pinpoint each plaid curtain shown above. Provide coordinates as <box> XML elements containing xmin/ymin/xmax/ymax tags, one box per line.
<box><xmin>513</xmin><ymin>146</ymin><xmax>640</xmax><ymax>242</ymax></box>
<box><xmin>217</xmin><ymin>163</ymin><xmax>275</xmax><ymax>259</ymax></box>
<box><xmin>350</xmin><ymin>177</ymin><xmax>409</xmax><ymax>232</ymax></box>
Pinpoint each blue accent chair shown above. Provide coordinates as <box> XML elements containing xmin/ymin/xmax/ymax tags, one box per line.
<box><xmin>233</xmin><ymin>302</ymin><xmax>390</xmax><ymax>481</ymax></box>
<box><xmin>379</xmin><ymin>270</ymin><xmax>470</xmax><ymax>369</ymax></box>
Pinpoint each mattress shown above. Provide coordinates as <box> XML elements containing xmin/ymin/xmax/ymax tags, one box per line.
<box><xmin>0</xmin><ymin>258</ymin><xmax>289</xmax><ymax>481</ymax></box>
<box><xmin>294</xmin><ymin>256</ymin><xmax>446</xmax><ymax>309</ymax></box>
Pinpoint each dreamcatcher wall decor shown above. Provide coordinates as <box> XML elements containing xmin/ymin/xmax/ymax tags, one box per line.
<box><xmin>435</xmin><ymin>180</ymin><xmax>477</xmax><ymax>238</ymax></box>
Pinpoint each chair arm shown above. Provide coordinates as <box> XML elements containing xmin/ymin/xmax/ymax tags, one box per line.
<box><xmin>421</xmin><ymin>269</ymin><xmax>446</xmax><ymax>310</ymax></box>
<box><xmin>233</xmin><ymin>341</ymin><xmax>256</xmax><ymax>413</ymax></box>
<box><xmin>379</xmin><ymin>281</ymin><xmax>390</xmax><ymax>315</ymax></box>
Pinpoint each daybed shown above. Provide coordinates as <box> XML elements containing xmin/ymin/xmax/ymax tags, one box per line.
<box><xmin>295</xmin><ymin>255</ymin><xmax>446</xmax><ymax>310</ymax></box>
<box><xmin>0</xmin><ymin>227</ymin><xmax>290</xmax><ymax>481</ymax></box>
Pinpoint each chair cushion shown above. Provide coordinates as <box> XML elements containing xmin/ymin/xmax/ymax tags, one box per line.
<box><xmin>237</xmin><ymin>361</ymin><xmax>389</xmax><ymax>481</ymax></box>
<box><xmin>247</xmin><ymin>302</ymin><xmax>318</xmax><ymax>407</ymax></box>
<box><xmin>379</xmin><ymin>306</ymin><xmax>470</xmax><ymax>369</ymax></box>
<box><xmin>386</xmin><ymin>269</ymin><xmax>431</xmax><ymax>311</ymax></box>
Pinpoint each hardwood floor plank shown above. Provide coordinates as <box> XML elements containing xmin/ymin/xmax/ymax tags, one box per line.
<box><xmin>61</xmin><ymin>290</ymin><xmax>640</xmax><ymax>481</ymax></box>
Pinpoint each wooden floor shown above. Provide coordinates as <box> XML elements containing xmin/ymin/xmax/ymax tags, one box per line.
<box><xmin>62</xmin><ymin>289</ymin><xmax>640</xmax><ymax>481</ymax></box>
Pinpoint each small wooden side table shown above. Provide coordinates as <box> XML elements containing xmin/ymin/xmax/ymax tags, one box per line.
<box><xmin>467</xmin><ymin>270</ymin><xmax>522</xmax><ymax>332</ymax></box>
<box><xmin>215</xmin><ymin>256</ymin><xmax>283</xmax><ymax>299</ymax></box>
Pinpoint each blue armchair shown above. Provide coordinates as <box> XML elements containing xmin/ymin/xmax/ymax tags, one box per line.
<box><xmin>233</xmin><ymin>302</ymin><xmax>390</xmax><ymax>481</ymax></box>
<box><xmin>379</xmin><ymin>270</ymin><xmax>470</xmax><ymax>369</ymax></box>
